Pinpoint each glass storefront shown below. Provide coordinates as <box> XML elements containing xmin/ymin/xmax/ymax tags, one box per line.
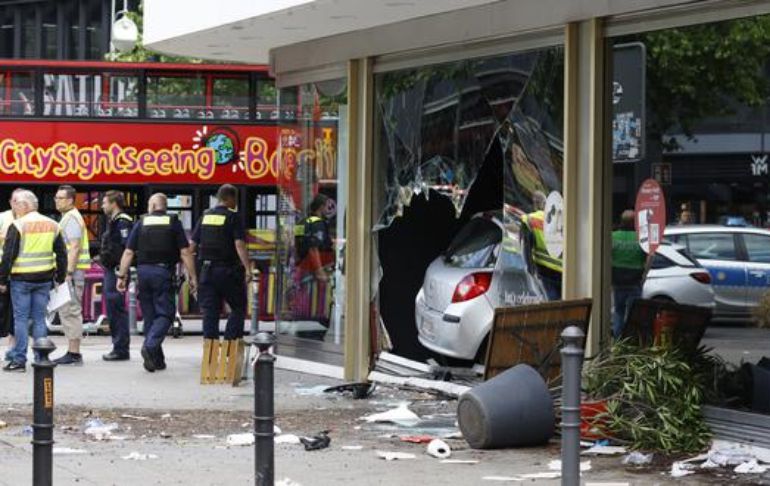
<box><xmin>274</xmin><ymin>79</ymin><xmax>348</xmax><ymax>353</ymax></box>
<box><xmin>609</xmin><ymin>15</ymin><xmax>770</xmax><ymax>416</ymax></box>
<box><xmin>373</xmin><ymin>47</ymin><xmax>564</xmax><ymax>361</ymax></box>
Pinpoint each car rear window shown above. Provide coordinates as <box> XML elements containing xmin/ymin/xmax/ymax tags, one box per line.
<box><xmin>686</xmin><ymin>233</ymin><xmax>737</xmax><ymax>261</ymax></box>
<box><xmin>444</xmin><ymin>217</ymin><xmax>502</xmax><ymax>269</ymax></box>
<box><xmin>743</xmin><ymin>233</ymin><xmax>770</xmax><ymax>263</ymax></box>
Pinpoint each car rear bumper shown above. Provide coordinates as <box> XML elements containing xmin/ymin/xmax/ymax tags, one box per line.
<box><xmin>415</xmin><ymin>289</ymin><xmax>491</xmax><ymax>360</ymax></box>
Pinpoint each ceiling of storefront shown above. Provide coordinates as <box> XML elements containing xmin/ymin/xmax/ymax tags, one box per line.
<box><xmin>144</xmin><ymin>0</ymin><xmax>503</xmax><ymax>64</ymax></box>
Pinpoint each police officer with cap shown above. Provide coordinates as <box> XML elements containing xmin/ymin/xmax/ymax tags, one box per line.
<box><xmin>116</xmin><ymin>193</ymin><xmax>197</xmax><ymax>372</ymax></box>
<box><xmin>191</xmin><ymin>184</ymin><xmax>252</xmax><ymax>381</ymax></box>
<box><xmin>99</xmin><ymin>190</ymin><xmax>133</xmax><ymax>361</ymax></box>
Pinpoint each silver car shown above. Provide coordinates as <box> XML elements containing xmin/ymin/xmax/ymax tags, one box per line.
<box><xmin>641</xmin><ymin>242</ymin><xmax>715</xmax><ymax>308</ymax></box>
<box><xmin>665</xmin><ymin>226</ymin><xmax>770</xmax><ymax>321</ymax></box>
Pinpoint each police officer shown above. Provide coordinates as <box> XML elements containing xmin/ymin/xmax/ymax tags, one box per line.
<box><xmin>521</xmin><ymin>190</ymin><xmax>562</xmax><ymax>301</ymax></box>
<box><xmin>611</xmin><ymin>209</ymin><xmax>647</xmax><ymax>338</ymax></box>
<box><xmin>99</xmin><ymin>190</ymin><xmax>134</xmax><ymax>361</ymax></box>
<box><xmin>51</xmin><ymin>185</ymin><xmax>91</xmax><ymax>366</ymax></box>
<box><xmin>294</xmin><ymin>194</ymin><xmax>333</xmax><ymax>283</ymax></box>
<box><xmin>116</xmin><ymin>193</ymin><xmax>197</xmax><ymax>373</ymax></box>
<box><xmin>191</xmin><ymin>184</ymin><xmax>252</xmax><ymax>381</ymax></box>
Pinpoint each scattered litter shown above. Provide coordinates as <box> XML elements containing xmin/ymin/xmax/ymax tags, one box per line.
<box><xmin>241</xmin><ymin>422</ymin><xmax>250</xmax><ymax>428</ymax></box>
<box><xmin>708</xmin><ymin>444</ymin><xmax>756</xmax><ymax>467</ymax></box>
<box><xmin>426</xmin><ymin>439</ymin><xmax>451</xmax><ymax>459</ymax></box>
<box><xmin>548</xmin><ymin>460</ymin><xmax>592</xmax><ymax>472</ymax></box>
<box><xmin>295</xmin><ymin>385</ymin><xmax>332</xmax><ymax>396</ymax></box>
<box><xmin>226</xmin><ymin>433</ymin><xmax>254</xmax><ymax>446</ymax></box>
<box><xmin>376</xmin><ymin>451</ymin><xmax>416</xmax><ymax>461</ymax></box>
<box><xmin>159</xmin><ymin>431</ymin><xmax>172</xmax><ymax>439</ymax></box>
<box><xmin>275</xmin><ymin>434</ymin><xmax>301</xmax><ymax>445</ymax></box>
<box><xmin>670</xmin><ymin>462</ymin><xmax>695</xmax><ymax>478</ymax></box>
<box><xmin>368</xmin><ymin>371</ymin><xmax>471</xmax><ymax>398</ymax></box>
<box><xmin>324</xmin><ymin>382</ymin><xmax>376</xmax><ymax>399</ymax></box>
<box><xmin>441</xmin><ymin>459</ymin><xmax>478</xmax><ymax>465</ymax></box>
<box><xmin>0</xmin><ymin>420</ymin><xmax>7</xmax><ymax>429</ymax></box>
<box><xmin>400</xmin><ymin>435</ymin><xmax>434</xmax><ymax>444</ymax></box>
<box><xmin>443</xmin><ymin>431</ymin><xmax>463</xmax><ymax>440</ymax></box>
<box><xmin>120</xmin><ymin>414</ymin><xmax>150</xmax><ymax>421</ymax></box>
<box><xmin>300</xmin><ymin>431</ymin><xmax>330</xmax><ymax>451</ymax></box>
<box><xmin>161</xmin><ymin>413</ymin><xmax>172</xmax><ymax>419</ymax></box>
<box><xmin>482</xmin><ymin>476</ymin><xmax>522</xmax><ymax>482</ymax></box>
<box><xmin>622</xmin><ymin>452</ymin><xmax>653</xmax><ymax>466</ymax></box>
<box><xmin>585</xmin><ymin>483</ymin><xmax>630</xmax><ymax>486</ymax></box>
<box><xmin>122</xmin><ymin>451</ymin><xmax>158</xmax><ymax>461</ymax></box>
<box><xmin>580</xmin><ymin>440</ymin><xmax>595</xmax><ymax>448</ymax></box>
<box><xmin>361</xmin><ymin>403</ymin><xmax>420</xmax><ymax>427</ymax></box>
<box><xmin>520</xmin><ymin>472</ymin><xmax>561</xmax><ymax>479</ymax></box>
<box><xmin>342</xmin><ymin>445</ymin><xmax>364</xmax><ymax>451</ymax></box>
<box><xmin>274</xmin><ymin>425</ymin><xmax>282</xmax><ymax>434</ymax></box>
<box><xmin>53</xmin><ymin>447</ymin><xmax>88</xmax><ymax>455</ymax></box>
<box><xmin>735</xmin><ymin>459</ymin><xmax>768</xmax><ymax>474</ymax></box>
<box><xmin>84</xmin><ymin>419</ymin><xmax>119</xmax><ymax>441</ymax></box>
<box><xmin>276</xmin><ymin>479</ymin><xmax>303</xmax><ymax>486</ymax></box>
<box><xmin>582</xmin><ymin>445</ymin><xmax>627</xmax><ymax>456</ymax></box>
<box><xmin>193</xmin><ymin>434</ymin><xmax>216</xmax><ymax>439</ymax></box>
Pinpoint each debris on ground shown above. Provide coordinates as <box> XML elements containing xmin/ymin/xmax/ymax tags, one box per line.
<box><xmin>368</xmin><ymin>372</ymin><xmax>470</xmax><ymax>398</ymax></box>
<box><xmin>52</xmin><ymin>447</ymin><xmax>88</xmax><ymax>455</ymax></box>
<box><xmin>121</xmin><ymin>451</ymin><xmax>158</xmax><ymax>461</ymax></box>
<box><xmin>84</xmin><ymin>419</ymin><xmax>119</xmax><ymax>441</ymax></box>
<box><xmin>192</xmin><ymin>434</ymin><xmax>216</xmax><ymax>439</ymax></box>
<box><xmin>426</xmin><ymin>439</ymin><xmax>451</xmax><ymax>459</ymax></box>
<box><xmin>295</xmin><ymin>385</ymin><xmax>332</xmax><ymax>396</ymax></box>
<box><xmin>376</xmin><ymin>451</ymin><xmax>417</xmax><ymax>461</ymax></box>
<box><xmin>299</xmin><ymin>431</ymin><xmax>330</xmax><ymax>451</ymax></box>
<box><xmin>226</xmin><ymin>433</ymin><xmax>254</xmax><ymax>446</ymax></box>
<box><xmin>621</xmin><ymin>451</ymin><xmax>653</xmax><ymax>466</ymax></box>
<box><xmin>161</xmin><ymin>413</ymin><xmax>172</xmax><ymax>419</ymax></box>
<box><xmin>581</xmin><ymin>445</ymin><xmax>627</xmax><ymax>456</ymax></box>
<box><xmin>670</xmin><ymin>461</ymin><xmax>695</xmax><ymax>478</ymax></box>
<box><xmin>547</xmin><ymin>459</ymin><xmax>591</xmax><ymax>472</ymax></box>
<box><xmin>734</xmin><ymin>459</ymin><xmax>768</xmax><ymax>474</ymax></box>
<box><xmin>323</xmin><ymin>382</ymin><xmax>376</xmax><ymax>399</ymax></box>
<box><xmin>361</xmin><ymin>403</ymin><xmax>420</xmax><ymax>427</ymax></box>
<box><xmin>275</xmin><ymin>434</ymin><xmax>301</xmax><ymax>445</ymax></box>
<box><xmin>400</xmin><ymin>435</ymin><xmax>433</xmax><ymax>444</ymax></box>
<box><xmin>669</xmin><ymin>440</ymin><xmax>770</xmax><ymax>477</ymax></box>
<box><xmin>0</xmin><ymin>420</ymin><xmax>7</xmax><ymax>429</ymax></box>
<box><xmin>341</xmin><ymin>445</ymin><xmax>363</xmax><ymax>451</ymax></box>
<box><xmin>440</xmin><ymin>459</ymin><xmax>478</xmax><ymax>465</ymax></box>
<box><xmin>120</xmin><ymin>414</ymin><xmax>150</xmax><ymax>421</ymax></box>
<box><xmin>276</xmin><ymin>479</ymin><xmax>303</xmax><ymax>486</ymax></box>
<box><xmin>374</xmin><ymin>352</ymin><xmax>433</xmax><ymax>377</ymax></box>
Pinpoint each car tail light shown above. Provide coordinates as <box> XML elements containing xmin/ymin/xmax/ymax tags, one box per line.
<box><xmin>690</xmin><ymin>271</ymin><xmax>711</xmax><ymax>284</ymax></box>
<box><xmin>452</xmin><ymin>272</ymin><xmax>493</xmax><ymax>303</ymax></box>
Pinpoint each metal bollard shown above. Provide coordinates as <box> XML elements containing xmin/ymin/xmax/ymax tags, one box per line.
<box><xmin>560</xmin><ymin>326</ymin><xmax>585</xmax><ymax>486</ymax></box>
<box><xmin>128</xmin><ymin>268</ymin><xmax>138</xmax><ymax>335</ymax></box>
<box><xmin>250</xmin><ymin>269</ymin><xmax>261</xmax><ymax>336</ymax></box>
<box><xmin>32</xmin><ymin>338</ymin><xmax>57</xmax><ymax>486</ymax></box>
<box><xmin>251</xmin><ymin>332</ymin><xmax>276</xmax><ymax>486</ymax></box>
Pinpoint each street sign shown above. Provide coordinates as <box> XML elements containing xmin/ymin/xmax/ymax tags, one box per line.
<box><xmin>635</xmin><ymin>179</ymin><xmax>666</xmax><ymax>254</ymax></box>
<box><xmin>612</xmin><ymin>43</ymin><xmax>646</xmax><ymax>163</ymax></box>
<box><xmin>544</xmin><ymin>191</ymin><xmax>564</xmax><ymax>259</ymax></box>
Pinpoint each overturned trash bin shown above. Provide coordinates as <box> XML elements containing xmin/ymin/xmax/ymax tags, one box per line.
<box><xmin>458</xmin><ymin>364</ymin><xmax>554</xmax><ymax>449</ymax></box>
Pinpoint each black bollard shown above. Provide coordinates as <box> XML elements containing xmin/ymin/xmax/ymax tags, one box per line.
<box><xmin>32</xmin><ymin>337</ymin><xmax>57</xmax><ymax>486</ymax></box>
<box><xmin>251</xmin><ymin>332</ymin><xmax>276</xmax><ymax>486</ymax></box>
<box><xmin>560</xmin><ymin>326</ymin><xmax>585</xmax><ymax>486</ymax></box>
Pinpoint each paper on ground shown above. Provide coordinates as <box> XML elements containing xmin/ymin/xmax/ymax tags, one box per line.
<box><xmin>275</xmin><ymin>434</ymin><xmax>301</xmax><ymax>445</ymax></box>
<box><xmin>670</xmin><ymin>462</ymin><xmax>695</xmax><ymax>478</ymax></box>
<box><xmin>53</xmin><ymin>447</ymin><xmax>88</xmax><ymax>455</ymax></box>
<box><xmin>226</xmin><ymin>433</ymin><xmax>255</xmax><ymax>446</ymax></box>
<box><xmin>482</xmin><ymin>477</ymin><xmax>523</xmax><ymax>482</ymax></box>
<box><xmin>547</xmin><ymin>460</ymin><xmax>592</xmax><ymax>472</ymax></box>
<box><xmin>361</xmin><ymin>403</ymin><xmax>420</xmax><ymax>427</ymax></box>
<box><xmin>734</xmin><ymin>459</ymin><xmax>768</xmax><ymax>474</ymax></box>
<box><xmin>122</xmin><ymin>451</ymin><xmax>158</xmax><ymax>461</ymax></box>
<box><xmin>376</xmin><ymin>451</ymin><xmax>416</xmax><ymax>461</ymax></box>
<box><xmin>342</xmin><ymin>445</ymin><xmax>364</xmax><ymax>450</ymax></box>
<box><xmin>441</xmin><ymin>459</ymin><xmax>479</xmax><ymax>464</ymax></box>
<box><xmin>582</xmin><ymin>445</ymin><xmax>627</xmax><ymax>456</ymax></box>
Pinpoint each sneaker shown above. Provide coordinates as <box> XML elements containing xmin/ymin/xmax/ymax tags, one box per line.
<box><xmin>140</xmin><ymin>347</ymin><xmax>156</xmax><ymax>373</ymax></box>
<box><xmin>53</xmin><ymin>353</ymin><xmax>83</xmax><ymax>366</ymax></box>
<box><xmin>102</xmin><ymin>351</ymin><xmax>130</xmax><ymax>362</ymax></box>
<box><xmin>2</xmin><ymin>361</ymin><xmax>25</xmax><ymax>372</ymax></box>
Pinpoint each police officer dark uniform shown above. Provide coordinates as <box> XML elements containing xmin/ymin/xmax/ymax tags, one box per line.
<box><xmin>191</xmin><ymin>184</ymin><xmax>252</xmax><ymax>384</ymax></box>
<box><xmin>116</xmin><ymin>193</ymin><xmax>197</xmax><ymax>373</ymax></box>
<box><xmin>294</xmin><ymin>194</ymin><xmax>333</xmax><ymax>282</ymax></box>
<box><xmin>99</xmin><ymin>190</ymin><xmax>134</xmax><ymax>361</ymax></box>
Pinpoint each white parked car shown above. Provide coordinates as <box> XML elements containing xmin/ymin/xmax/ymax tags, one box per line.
<box><xmin>641</xmin><ymin>242</ymin><xmax>715</xmax><ymax>308</ymax></box>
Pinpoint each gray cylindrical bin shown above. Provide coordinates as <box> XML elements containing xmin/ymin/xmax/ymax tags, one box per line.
<box><xmin>458</xmin><ymin>364</ymin><xmax>555</xmax><ymax>449</ymax></box>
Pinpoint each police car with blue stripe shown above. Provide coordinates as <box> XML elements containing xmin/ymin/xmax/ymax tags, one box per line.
<box><xmin>665</xmin><ymin>225</ymin><xmax>770</xmax><ymax>322</ymax></box>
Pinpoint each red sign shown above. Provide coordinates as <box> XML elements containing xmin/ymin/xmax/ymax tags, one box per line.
<box><xmin>634</xmin><ymin>178</ymin><xmax>666</xmax><ymax>254</ymax></box>
<box><xmin>0</xmin><ymin>121</ymin><xmax>279</xmax><ymax>185</ymax></box>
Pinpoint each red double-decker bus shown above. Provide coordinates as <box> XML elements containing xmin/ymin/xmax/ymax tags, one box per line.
<box><xmin>0</xmin><ymin>59</ymin><xmax>289</xmax><ymax>330</ymax></box>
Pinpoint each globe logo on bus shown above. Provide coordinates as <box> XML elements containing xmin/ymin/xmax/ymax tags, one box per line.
<box><xmin>205</xmin><ymin>132</ymin><xmax>236</xmax><ymax>165</ymax></box>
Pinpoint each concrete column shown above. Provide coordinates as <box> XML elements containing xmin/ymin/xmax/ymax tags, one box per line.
<box><xmin>343</xmin><ymin>58</ymin><xmax>374</xmax><ymax>381</ymax></box>
<box><xmin>562</xmin><ymin>19</ymin><xmax>612</xmax><ymax>356</ymax></box>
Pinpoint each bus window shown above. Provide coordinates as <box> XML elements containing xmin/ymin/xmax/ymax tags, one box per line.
<box><xmin>0</xmin><ymin>71</ymin><xmax>35</xmax><ymax>116</ymax></box>
<box><xmin>255</xmin><ymin>192</ymin><xmax>277</xmax><ymax>230</ymax></box>
<box><xmin>43</xmin><ymin>73</ymin><xmax>93</xmax><ymax>117</ymax></box>
<box><xmin>95</xmin><ymin>74</ymin><xmax>139</xmax><ymax>118</ymax></box>
<box><xmin>147</xmin><ymin>75</ymin><xmax>206</xmax><ymax>120</ymax></box>
<box><xmin>257</xmin><ymin>79</ymin><xmax>278</xmax><ymax>121</ymax></box>
<box><xmin>167</xmin><ymin>194</ymin><xmax>194</xmax><ymax>231</ymax></box>
<box><xmin>212</xmin><ymin>76</ymin><xmax>249</xmax><ymax>120</ymax></box>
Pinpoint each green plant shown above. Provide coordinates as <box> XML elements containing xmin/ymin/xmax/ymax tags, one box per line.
<box><xmin>753</xmin><ymin>290</ymin><xmax>770</xmax><ymax>328</ymax></box>
<box><xmin>583</xmin><ymin>340</ymin><xmax>712</xmax><ymax>453</ymax></box>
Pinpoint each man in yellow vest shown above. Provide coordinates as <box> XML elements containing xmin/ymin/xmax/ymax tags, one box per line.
<box><xmin>0</xmin><ymin>190</ymin><xmax>67</xmax><ymax>372</ymax></box>
<box><xmin>52</xmin><ymin>185</ymin><xmax>91</xmax><ymax>366</ymax></box>
<box><xmin>520</xmin><ymin>191</ymin><xmax>562</xmax><ymax>301</ymax></box>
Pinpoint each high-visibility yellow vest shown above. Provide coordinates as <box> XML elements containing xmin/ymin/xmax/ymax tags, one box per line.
<box><xmin>522</xmin><ymin>210</ymin><xmax>562</xmax><ymax>273</ymax></box>
<box><xmin>0</xmin><ymin>209</ymin><xmax>15</xmax><ymax>260</ymax></box>
<box><xmin>60</xmin><ymin>208</ymin><xmax>91</xmax><ymax>271</ymax></box>
<box><xmin>11</xmin><ymin>212</ymin><xmax>59</xmax><ymax>275</ymax></box>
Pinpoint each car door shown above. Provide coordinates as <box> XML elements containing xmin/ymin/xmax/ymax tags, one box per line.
<box><xmin>685</xmin><ymin>232</ymin><xmax>746</xmax><ymax>317</ymax></box>
<box><xmin>740</xmin><ymin>232</ymin><xmax>770</xmax><ymax>311</ymax></box>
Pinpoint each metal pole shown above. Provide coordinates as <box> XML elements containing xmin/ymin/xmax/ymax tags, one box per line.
<box><xmin>250</xmin><ymin>332</ymin><xmax>276</xmax><ymax>486</ymax></box>
<box><xmin>560</xmin><ymin>326</ymin><xmax>585</xmax><ymax>486</ymax></box>
<box><xmin>32</xmin><ymin>338</ymin><xmax>57</xmax><ymax>486</ymax></box>
<box><xmin>250</xmin><ymin>269</ymin><xmax>261</xmax><ymax>336</ymax></box>
<box><xmin>128</xmin><ymin>267</ymin><xmax>138</xmax><ymax>335</ymax></box>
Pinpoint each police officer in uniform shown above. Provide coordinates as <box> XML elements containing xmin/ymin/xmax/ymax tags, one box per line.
<box><xmin>191</xmin><ymin>184</ymin><xmax>252</xmax><ymax>381</ymax></box>
<box><xmin>116</xmin><ymin>193</ymin><xmax>197</xmax><ymax>372</ymax></box>
<box><xmin>99</xmin><ymin>190</ymin><xmax>134</xmax><ymax>361</ymax></box>
<box><xmin>294</xmin><ymin>194</ymin><xmax>334</xmax><ymax>283</ymax></box>
<box><xmin>521</xmin><ymin>191</ymin><xmax>562</xmax><ymax>301</ymax></box>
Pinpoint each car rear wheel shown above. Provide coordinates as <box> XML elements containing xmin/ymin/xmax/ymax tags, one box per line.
<box><xmin>474</xmin><ymin>335</ymin><xmax>490</xmax><ymax>366</ymax></box>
